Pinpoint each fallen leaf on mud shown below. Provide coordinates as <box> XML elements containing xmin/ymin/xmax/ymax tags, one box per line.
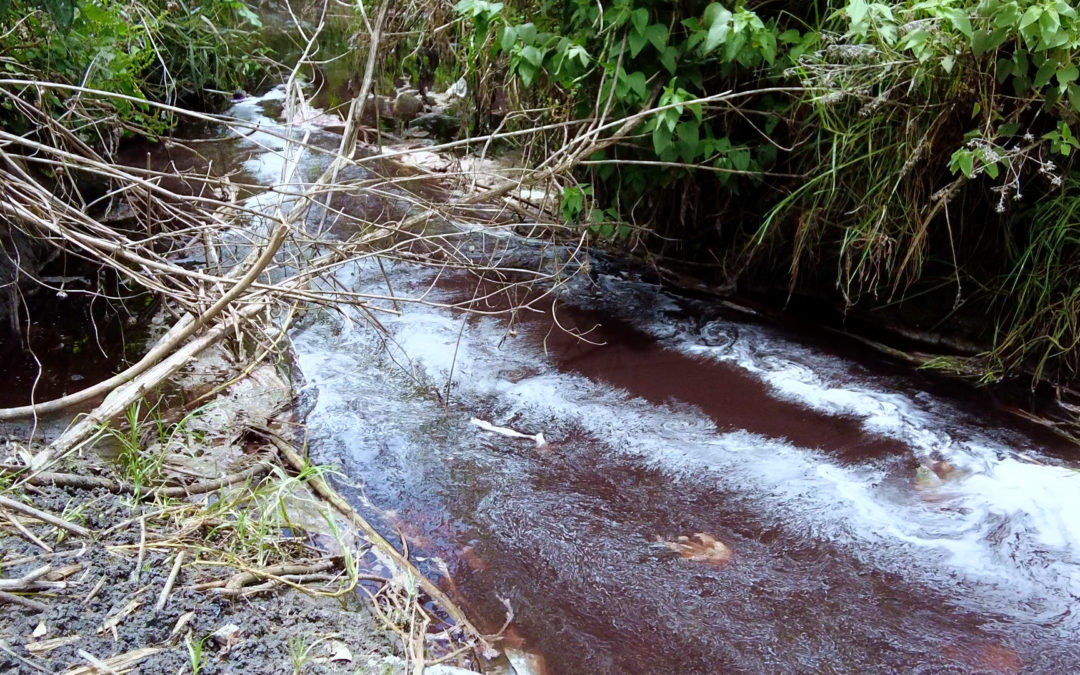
<box><xmin>662</xmin><ymin>533</ymin><xmax>733</xmax><ymax>566</ymax></box>
<box><xmin>211</xmin><ymin>623</ymin><xmax>242</xmax><ymax>652</ymax></box>
<box><xmin>31</xmin><ymin>621</ymin><xmax>47</xmax><ymax>638</ymax></box>
<box><xmin>169</xmin><ymin>611</ymin><xmax>196</xmax><ymax>640</ymax></box>
<box><xmin>98</xmin><ymin>599</ymin><xmax>141</xmax><ymax>638</ymax></box>
<box><xmin>26</xmin><ymin>635</ymin><xmax>80</xmax><ymax>654</ymax></box>
<box><xmin>327</xmin><ymin>639</ymin><xmax>353</xmax><ymax>663</ymax></box>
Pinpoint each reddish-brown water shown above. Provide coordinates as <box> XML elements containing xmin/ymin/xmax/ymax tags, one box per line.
<box><xmin>293</xmin><ymin>257</ymin><xmax>1080</xmax><ymax>673</ymax></box>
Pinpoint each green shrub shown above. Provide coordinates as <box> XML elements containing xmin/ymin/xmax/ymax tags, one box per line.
<box><xmin>0</xmin><ymin>0</ymin><xmax>264</xmax><ymax>136</ymax></box>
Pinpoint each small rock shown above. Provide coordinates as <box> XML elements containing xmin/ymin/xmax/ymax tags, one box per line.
<box><xmin>327</xmin><ymin>639</ymin><xmax>353</xmax><ymax>663</ymax></box>
<box><xmin>360</xmin><ymin>94</ymin><xmax>394</xmax><ymax>126</ymax></box>
<box><xmin>393</xmin><ymin>90</ymin><xmax>424</xmax><ymax>123</ymax></box>
<box><xmin>409</xmin><ymin>112</ymin><xmax>462</xmax><ymax>141</ymax></box>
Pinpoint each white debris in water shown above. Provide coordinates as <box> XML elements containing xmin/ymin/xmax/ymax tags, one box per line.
<box><xmin>470</xmin><ymin>417</ymin><xmax>548</xmax><ymax>447</ymax></box>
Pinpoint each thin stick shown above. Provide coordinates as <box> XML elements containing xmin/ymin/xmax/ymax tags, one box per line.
<box><xmin>0</xmin><ymin>639</ymin><xmax>47</xmax><ymax>672</ymax></box>
<box><xmin>0</xmin><ymin>496</ymin><xmax>90</xmax><ymax>538</ymax></box>
<box><xmin>0</xmin><ymin>590</ymin><xmax>48</xmax><ymax>612</ymax></box>
<box><xmin>131</xmin><ymin>516</ymin><xmax>146</xmax><ymax>585</ymax></box>
<box><xmin>155</xmin><ymin>550</ymin><xmax>184</xmax><ymax>611</ymax></box>
<box><xmin>83</xmin><ymin>575</ymin><xmax>106</xmax><ymax>605</ymax></box>
<box><xmin>0</xmin><ymin>564</ymin><xmax>53</xmax><ymax>590</ymax></box>
<box><xmin>76</xmin><ymin>649</ymin><xmax>121</xmax><ymax>675</ymax></box>
<box><xmin>4</xmin><ymin>512</ymin><xmax>53</xmax><ymax>553</ymax></box>
<box><xmin>220</xmin><ymin>559</ymin><xmax>338</xmax><ymax>592</ymax></box>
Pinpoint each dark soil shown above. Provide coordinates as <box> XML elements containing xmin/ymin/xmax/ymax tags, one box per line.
<box><xmin>0</xmin><ymin>485</ymin><xmax>402</xmax><ymax>675</ymax></box>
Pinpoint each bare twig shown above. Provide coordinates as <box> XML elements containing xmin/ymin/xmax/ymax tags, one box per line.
<box><xmin>260</xmin><ymin>428</ymin><xmax>489</xmax><ymax>649</ymax></box>
<box><xmin>0</xmin><ymin>590</ymin><xmax>48</xmax><ymax>612</ymax></box>
<box><xmin>155</xmin><ymin>550</ymin><xmax>184</xmax><ymax>611</ymax></box>
<box><xmin>0</xmin><ymin>496</ymin><xmax>90</xmax><ymax>538</ymax></box>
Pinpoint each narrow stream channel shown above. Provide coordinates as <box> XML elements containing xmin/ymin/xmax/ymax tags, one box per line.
<box><xmin>57</xmin><ymin>87</ymin><xmax>1080</xmax><ymax>672</ymax></box>
<box><xmin>293</xmin><ymin>257</ymin><xmax>1080</xmax><ymax>673</ymax></box>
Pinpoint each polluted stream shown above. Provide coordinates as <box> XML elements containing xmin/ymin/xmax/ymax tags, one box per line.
<box><xmin>32</xmin><ymin>87</ymin><xmax>1080</xmax><ymax>672</ymax></box>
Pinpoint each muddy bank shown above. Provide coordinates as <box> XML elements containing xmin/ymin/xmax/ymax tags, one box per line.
<box><xmin>0</xmin><ymin>487</ymin><xmax>398</xmax><ymax>675</ymax></box>
<box><xmin>0</xmin><ymin>337</ymin><xmax>478</xmax><ymax>674</ymax></box>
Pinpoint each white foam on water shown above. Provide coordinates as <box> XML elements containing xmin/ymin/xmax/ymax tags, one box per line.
<box><xmin>225</xmin><ymin>85</ymin><xmax>325</xmax><ymax>185</ymax></box>
<box><xmin>291</xmin><ymin>266</ymin><xmax>1080</xmax><ymax>626</ymax></box>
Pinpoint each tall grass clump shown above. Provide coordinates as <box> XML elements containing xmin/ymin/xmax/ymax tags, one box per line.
<box><xmin>991</xmin><ymin>175</ymin><xmax>1080</xmax><ymax>385</ymax></box>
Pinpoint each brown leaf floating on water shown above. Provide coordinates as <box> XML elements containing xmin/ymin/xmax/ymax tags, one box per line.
<box><xmin>663</xmin><ymin>533</ymin><xmax>732</xmax><ymax>566</ymax></box>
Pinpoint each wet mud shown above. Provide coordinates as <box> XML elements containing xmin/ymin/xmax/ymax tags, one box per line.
<box><xmin>0</xmin><ymin>486</ymin><xmax>399</xmax><ymax>675</ymax></box>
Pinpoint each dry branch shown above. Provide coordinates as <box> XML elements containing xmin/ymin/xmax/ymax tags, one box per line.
<box><xmin>0</xmin><ymin>496</ymin><xmax>90</xmax><ymax>538</ymax></box>
<box><xmin>154</xmin><ymin>551</ymin><xmax>184</xmax><ymax>611</ymax></box>
<box><xmin>0</xmin><ymin>590</ymin><xmax>48</xmax><ymax>612</ymax></box>
<box><xmin>259</xmin><ymin>427</ymin><xmax>490</xmax><ymax>650</ymax></box>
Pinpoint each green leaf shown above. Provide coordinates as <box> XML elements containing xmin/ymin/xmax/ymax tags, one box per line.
<box><xmin>516</xmin><ymin>61</ymin><xmax>538</xmax><ymax>87</ymax></box>
<box><xmin>992</xmin><ymin>2</ymin><xmax>1020</xmax><ymax>28</ymax></box>
<box><xmin>653</xmin><ymin>125</ymin><xmax>673</xmax><ymax>155</ymax></box>
<box><xmin>1018</xmin><ymin>6</ymin><xmax>1042</xmax><ymax>30</ymax></box>
<box><xmin>624</xmin><ymin>71</ymin><xmax>647</xmax><ymax>101</ymax></box>
<box><xmin>950</xmin><ymin>12</ymin><xmax>972</xmax><ymax>39</ymax></box>
<box><xmin>500</xmin><ymin>26</ymin><xmax>518</xmax><ymax>52</ymax></box>
<box><xmin>676</xmin><ymin>120</ymin><xmax>701</xmax><ymax>162</ymax></box>
<box><xmin>645</xmin><ymin>24</ymin><xmax>668</xmax><ymax>52</ymax></box>
<box><xmin>950</xmin><ymin>149</ymin><xmax>974</xmax><ymax>178</ymax></box>
<box><xmin>235</xmin><ymin>4</ymin><xmax>263</xmax><ymax>28</ymax></box>
<box><xmin>520</xmin><ymin>45</ymin><xmax>544</xmax><ymax>68</ymax></box>
<box><xmin>846</xmin><ymin>0</ymin><xmax>869</xmax><ymax>26</ymax></box>
<box><xmin>629</xmin><ymin>30</ymin><xmax>648</xmax><ymax>58</ymax></box>
<box><xmin>998</xmin><ymin>122</ymin><xmax>1021</xmax><ymax>136</ymax></box>
<box><xmin>630</xmin><ymin>8</ymin><xmax>649</xmax><ymax>35</ymax></box>
<box><xmin>971</xmin><ymin>28</ymin><xmax>1009</xmax><ymax>57</ymax></box>
<box><xmin>560</xmin><ymin>186</ymin><xmax>587</xmax><ymax>223</ymax></box>
<box><xmin>660</xmin><ymin>46</ymin><xmax>679</xmax><ymax>74</ymax></box>
<box><xmin>777</xmin><ymin>28</ymin><xmax>801</xmax><ymax>44</ymax></box>
<box><xmin>43</xmin><ymin>0</ymin><xmax>75</xmax><ymax>31</ymax></box>
<box><xmin>703</xmin><ymin>3</ymin><xmax>732</xmax><ymax>55</ymax></box>
<box><xmin>705</xmin><ymin>21</ymin><xmax>731</xmax><ymax>54</ymax></box>
<box><xmin>730</xmin><ymin>147</ymin><xmax>751</xmax><ymax>172</ymax></box>
<box><xmin>1035</xmin><ymin>59</ymin><xmax>1057</xmax><ymax>88</ymax></box>
<box><xmin>517</xmin><ymin>23</ymin><xmax>538</xmax><ymax>45</ymax></box>
<box><xmin>899</xmin><ymin>29</ymin><xmax>930</xmax><ymax>58</ymax></box>
<box><xmin>1059</xmin><ymin>65</ymin><xmax>1079</xmax><ymax>86</ymax></box>
<box><xmin>703</xmin><ymin>3</ymin><xmax>732</xmax><ymax>27</ymax></box>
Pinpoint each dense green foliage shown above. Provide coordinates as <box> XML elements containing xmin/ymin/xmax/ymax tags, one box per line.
<box><xmin>448</xmin><ymin>0</ymin><xmax>1080</xmax><ymax>386</ymax></box>
<box><xmin>0</xmin><ymin>0</ymin><xmax>263</xmax><ymax>136</ymax></box>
